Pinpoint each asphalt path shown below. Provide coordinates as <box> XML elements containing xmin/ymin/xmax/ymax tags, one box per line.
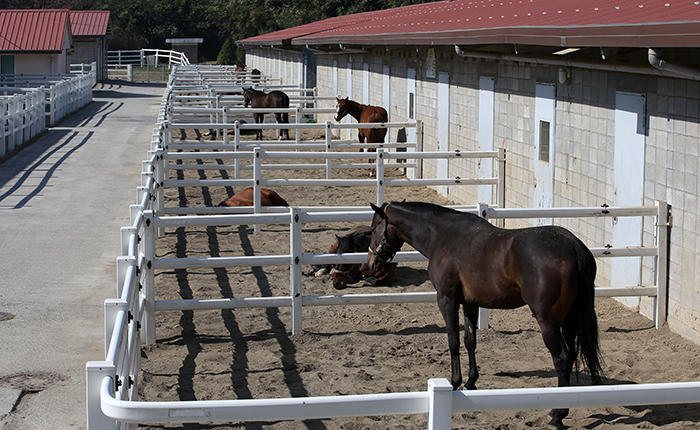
<box><xmin>0</xmin><ymin>81</ymin><xmax>166</xmax><ymax>429</ymax></box>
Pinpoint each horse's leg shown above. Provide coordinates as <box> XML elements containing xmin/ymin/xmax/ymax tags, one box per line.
<box><xmin>255</xmin><ymin>113</ymin><xmax>263</xmax><ymax>140</ymax></box>
<box><xmin>536</xmin><ymin>316</ymin><xmax>575</xmax><ymax>429</ymax></box>
<box><xmin>436</xmin><ymin>291</ymin><xmax>463</xmax><ymax>390</ymax></box>
<box><xmin>281</xmin><ymin>112</ymin><xmax>289</xmax><ymax>140</ymax></box>
<box><xmin>462</xmin><ymin>302</ymin><xmax>480</xmax><ymax>390</ymax></box>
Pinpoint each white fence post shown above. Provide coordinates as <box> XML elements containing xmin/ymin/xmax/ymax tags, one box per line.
<box><xmin>117</xmin><ymin>255</ymin><xmax>137</xmax><ymax>298</ymax></box>
<box><xmin>155</xmin><ymin>147</ymin><xmax>166</xmax><ymax>237</ymax></box>
<box><xmin>376</xmin><ymin>149</ymin><xmax>385</xmax><ymax>206</ymax></box>
<box><xmin>655</xmin><ymin>200</ymin><xmax>671</xmax><ymax>329</ymax></box>
<box><xmin>85</xmin><ymin>361</ymin><xmax>116</xmax><ymax>429</ymax></box>
<box><xmin>222</xmin><ymin>107</ymin><xmax>229</xmax><ymax>145</ymax></box>
<box><xmin>142</xmin><ymin>210</ymin><xmax>156</xmax><ymax>344</ymax></box>
<box><xmin>290</xmin><ymin>207</ymin><xmax>303</xmax><ymax>335</ymax></box>
<box><xmin>427</xmin><ymin>378</ymin><xmax>453</xmax><ymax>430</ymax></box>
<box><xmin>325</xmin><ymin>121</ymin><xmax>332</xmax><ymax>180</ymax></box>
<box><xmin>104</xmin><ymin>298</ymin><xmax>128</xmax><ymax>357</ymax></box>
<box><xmin>415</xmin><ymin>119</ymin><xmax>423</xmax><ymax>178</ymax></box>
<box><xmin>253</xmin><ymin>147</ymin><xmax>262</xmax><ymax>232</ymax></box>
<box><xmin>234</xmin><ymin>121</ymin><xmax>241</xmax><ymax>179</ymax></box>
<box><xmin>476</xmin><ymin>202</ymin><xmax>490</xmax><ymax>329</ymax></box>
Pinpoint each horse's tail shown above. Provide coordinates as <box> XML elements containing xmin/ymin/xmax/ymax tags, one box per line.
<box><xmin>574</xmin><ymin>239</ymin><xmax>604</xmax><ymax>385</ymax></box>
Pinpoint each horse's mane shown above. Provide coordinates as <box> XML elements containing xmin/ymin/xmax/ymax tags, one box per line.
<box><xmin>389</xmin><ymin>201</ymin><xmax>481</xmax><ymax>221</ymax></box>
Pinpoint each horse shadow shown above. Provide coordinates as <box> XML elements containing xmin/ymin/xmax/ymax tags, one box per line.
<box><xmin>487</xmin><ymin>369</ymin><xmax>700</xmax><ymax>429</ymax></box>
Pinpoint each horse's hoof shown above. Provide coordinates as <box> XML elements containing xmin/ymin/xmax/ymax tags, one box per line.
<box><xmin>374</xmin><ymin>278</ymin><xmax>392</xmax><ymax>287</ymax></box>
<box><xmin>314</xmin><ymin>268</ymin><xmax>327</xmax><ymax>277</ymax></box>
<box><xmin>548</xmin><ymin>409</ymin><xmax>568</xmax><ymax>429</ymax></box>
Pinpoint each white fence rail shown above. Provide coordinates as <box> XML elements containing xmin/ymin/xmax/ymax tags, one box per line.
<box><xmin>0</xmin><ymin>87</ymin><xmax>45</xmax><ymax>158</ymax></box>
<box><xmin>86</xmin><ymin>65</ymin><xmax>682</xmax><ymax>429</ymax></box>
<box><xmin>0</xmin><ymin>69</ymin><xmax>94</xmax><ymax>159</ymax></box>
<box><xmin>108</xmin><ymin>49</ymin><xmax>190</xmax><ymax>66</ymax></box>
<box><xmin>168</xmin><ymin>63</ymin><xmax>281</xmax><ymax>86</ymax></box>
<box><xmin>70</xmin><ymin>61</ymin><xmax>98</xmax><ymax>86</ymax></box>
<box><xmin>106</xmin><ymin>64</ymin><xmax>132</xmax><ymax>82</ymax></box>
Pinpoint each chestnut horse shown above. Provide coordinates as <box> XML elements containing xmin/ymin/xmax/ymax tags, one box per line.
<box><xmin>316</xmin><ymin>225</ymin><xmax>396</xmax><ymax>289</ymax></box>
<box><xmin>217</xmin><ymin>187</ymin><xmax>289</xmax><ymax>208</ymax></box>
<box><xmin>335</xmin><ymin>97</ymin><xmax>388</xmax><ymax>170</ymax></box>
<box><xmin>243</xmin><ymin>88</ymin><xmax>290</xmax><ymax>140</ymax></box>
<box><xmin>368</xmin><ymin>202</ymin><xmax>603</xmax><ymax>429</ymax></box>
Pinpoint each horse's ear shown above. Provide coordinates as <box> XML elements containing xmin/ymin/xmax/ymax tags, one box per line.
<box><xmin>370</xmin><ymin>203</ymin><xmax>385</xmax><ymax>217</ymax></box>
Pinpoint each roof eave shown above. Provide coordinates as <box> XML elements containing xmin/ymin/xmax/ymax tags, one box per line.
<box><xmin>290</xmin><ymin>22</ymin><xmax>700</xmax><ymax>49</ymax></box>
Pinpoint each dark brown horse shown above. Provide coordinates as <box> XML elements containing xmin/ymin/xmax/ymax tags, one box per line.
<box><xmin>217</xmin><ymin>187</ymin><xmax>289</xmax><ymax>208</ymax></box>
<box><xmin>368</xmin><ymin>202</ymin><xmax>603</xmax><ymax>429</ymax></box>
<box><xmin>335</xmin><ymin>97</ymin><xmax>388</xmax><ymax>170</ymax></box>
<box><xmin>243</xmin><ymin>88</ymin><xmax>290</xmax><ymax>140</ymax></box>
<box><xmin>317</xmin><ymin>225</ymin><xmax>396</xmax><ymax>289</ymax></box>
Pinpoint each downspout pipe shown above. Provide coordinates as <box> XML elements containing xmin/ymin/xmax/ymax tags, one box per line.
<box><xmin>648</xmin><ymin>48</ymin><xmax>700</xmax><ymax>81</ymax></box>
<box><xmin>454</xmin><ymin>45</ymin><xmax>700</xmax><ymax>81</ymax></box>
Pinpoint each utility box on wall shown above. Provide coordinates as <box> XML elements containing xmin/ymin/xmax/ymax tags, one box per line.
<box><xmin>165</xmin><ymin>38</ymin><xmax>202</xmax><ymax>64</ymax></box>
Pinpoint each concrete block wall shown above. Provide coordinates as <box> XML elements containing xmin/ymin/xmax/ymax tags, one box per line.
<box><xmin>247</xmin><ymin>46</ymin><xmax>700</xmax><ymax>344</ymax></box>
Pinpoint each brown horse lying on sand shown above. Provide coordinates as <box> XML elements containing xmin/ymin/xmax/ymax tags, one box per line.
<box><xmin>217</xmin><ymin>187</ymin><xmax>289</xmax><ymax>208</ymax></box>
<box><xmin>316</xmin><ymin>225</ymin><xmax>396</xmax><ymax>289</ymax></box>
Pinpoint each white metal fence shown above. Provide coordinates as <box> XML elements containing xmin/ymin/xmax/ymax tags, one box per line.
<box><xmin>70</xmin><ymin>61</ymin><xmax>98</xmax><ymax>86</ymax></box>
<box><xmin>108</xmin><ymin>49</ymin><xmax>190</xmax><ymax>67</ymax></box>
<box><xmin>0</xmin><ymin>68</ymin><xmax>94</xmax><ymax>160</ymax></box>
<box><xmin>85</xmin><ymin>65</ymin><xmax>697</xmax><ymax>430</ymax></box>
<box><xmin>0</xmin><ymin>87</ymin><xmax>45</xmax><ymax>158</ymax></box>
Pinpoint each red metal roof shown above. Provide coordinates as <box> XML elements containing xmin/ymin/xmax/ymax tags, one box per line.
<box><xmin>0</xmin><ymin>9</ymin><xmax>71</xmax><ymax>52</ymax></box>
<box><xmin>70</xmin><ymin>10</ymin><xmax>110</xmax><ymax>37</ymax></box>
<box><xmin>238</xmin><ymin>0</ymin><xmax>700</xmax><ymax>48</ymax></box>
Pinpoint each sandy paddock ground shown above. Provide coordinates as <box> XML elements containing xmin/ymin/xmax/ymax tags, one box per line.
<box><xmin>137</xmin><ymin>128</ymin><xmax>700</xmax><ymax>429</ymax></box>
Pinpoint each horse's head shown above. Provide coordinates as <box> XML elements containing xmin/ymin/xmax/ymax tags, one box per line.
<box><xmin>335</xmin><ymin>97</ymin><xmax>350</xmax><ymax>121</ymax></box>
<box><xmin>331</xmin><ymin>234</ymin><xmax>358</xmax><ymax>289</ymax></box>
<box><xmin>243</xmin><ymin>88</ymin><xmax>252</xmax><ymax>107</ymax></box>
<box><xmin>368</xmin><ymin>203</ymin><xmax>403</xmax><ymax>272</ymax></box>
<box><xmin>331</xmin><ymin>267</ymin><xmax>359</xmax><ymax>290</ymax></box>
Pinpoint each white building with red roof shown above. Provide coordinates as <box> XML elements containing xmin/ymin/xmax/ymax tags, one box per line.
<box><xmin>0</xmin><ymin>9</ymin><xmax>73</xmax><ymax>75</ymax></box>
<box><xmin>239</xmin><ymin>0</ymin><xmax>700</xmax><ymax>342</ymax></box>
<box><xmin>70</xmin><ymin>10</ymin><xmax>111</xmax><ymax>82</ymax></box>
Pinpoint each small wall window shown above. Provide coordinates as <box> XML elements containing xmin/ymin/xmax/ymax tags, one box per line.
<box><xmin>408</xmin><ymin>92</ymin><xmax>415</xmax><ymax>119</ymax></box>
<box><xmin>0</xmin><ymin>55</ymin><xmax>15</xmax><ymax>74</ymax></box>
<box><xmin>539</xmin><ymin>120</ymin><xmax>550</xmax><ymax>162</ymax></box>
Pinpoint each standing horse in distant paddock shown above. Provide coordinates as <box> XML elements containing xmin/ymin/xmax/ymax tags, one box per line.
<box><xmin>368</xmin><ymin>202</ymin><xmax>604</xmax><ymax>429</ymax></box>
<box><xmin>244</xmin><ymin>88</ymin><xmax>290</xmax><ymax>140</ymax></box>
<box><xmin>335</xmin><ymin>97</ymin><xmax>388</xmax><ymax>173</ymax></box>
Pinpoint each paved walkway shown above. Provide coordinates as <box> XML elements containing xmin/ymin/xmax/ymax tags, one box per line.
<box><xmin>0</xmin><ymin>81</ymin><xmax>166</xmax><ymax>429</ymax></box>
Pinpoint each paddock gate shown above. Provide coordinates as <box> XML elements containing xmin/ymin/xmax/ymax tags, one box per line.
<box><xmin>86</xmin><ymin>65</ymin><xmax>700</xmax><ymax>429</ymax></box>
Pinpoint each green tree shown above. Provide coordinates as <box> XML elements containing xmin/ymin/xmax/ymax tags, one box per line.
<box><xmin>216</xmin><ymin>38</ymin><xmax>236</xmax><ymax>65</ymax></box>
